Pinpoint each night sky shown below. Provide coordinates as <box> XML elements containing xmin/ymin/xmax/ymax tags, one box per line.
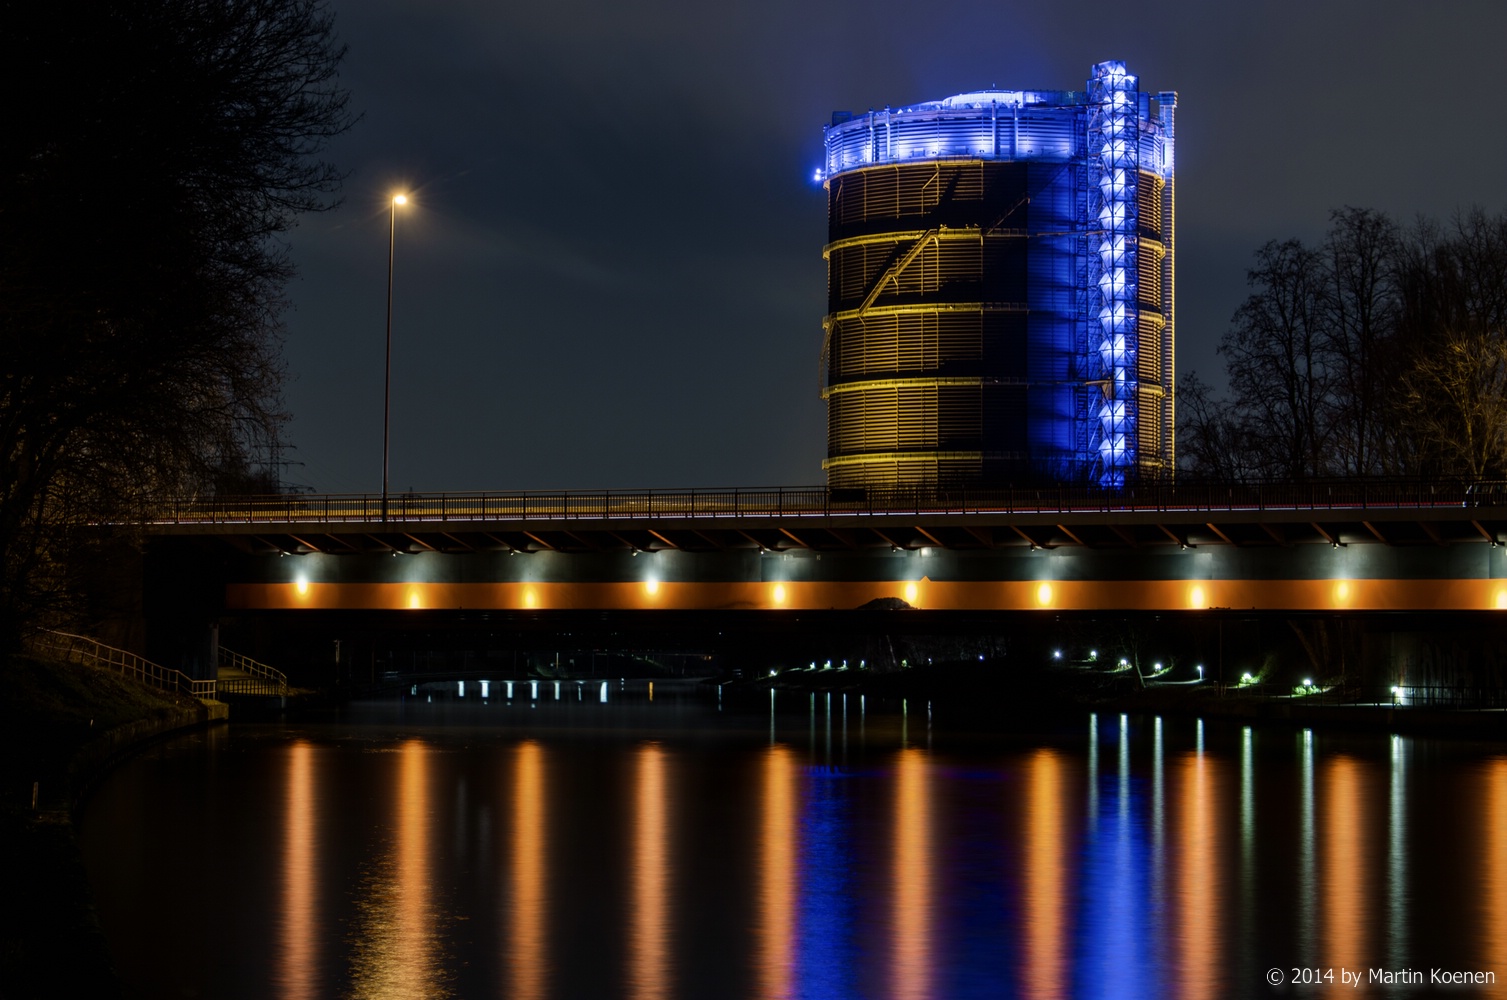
<box><xmin>279</xmin><ymin>0</ymin><xmax>1507</xmax><ymax>494</ymax></box>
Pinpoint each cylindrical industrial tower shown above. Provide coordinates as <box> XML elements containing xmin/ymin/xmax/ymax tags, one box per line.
<box><xmin>818</xmin><ymin>61</ymin><xmax>1175</xmax><ymax>490</ymax></box>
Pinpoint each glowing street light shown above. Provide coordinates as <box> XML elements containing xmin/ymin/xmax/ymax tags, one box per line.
<box><xmin>382</xmin><ymin>192</ymin><xmax>409</xmax><ymax>522</ymax></box>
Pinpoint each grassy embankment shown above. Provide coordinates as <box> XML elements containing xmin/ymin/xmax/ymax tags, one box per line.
<box><xmin>0</xmin><ymin>652</ymin><xmax>220</xmax><ymax>999</ymax></box>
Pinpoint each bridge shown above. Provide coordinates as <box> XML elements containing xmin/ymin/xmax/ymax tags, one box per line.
<box><xmin>146</xmin><ymin>482</ymin><xmax>1507</xmax><ymax>614</ymax></box>
<box><xmin>134</xmin><ymin>482</ymin><xmax>1507</xmax><ymax>697</ymax></box>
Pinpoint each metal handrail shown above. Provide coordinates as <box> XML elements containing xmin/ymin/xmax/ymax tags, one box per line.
<box><xmin>219</xmin><ymin>647</ymin><xmax>287</xmax><ymax>695</ymax></box>
<box><xmin>28</xmin><ymin>631</ymin><xmax>216</xmax><ymax>699</ymax></box>
<box><xmin>217</xmin><ymin>676</ymin><xmax>287</xmax><ymax>697</ymax></box>
<box><xmin>140</xmin><ymin>479</ymin><xmax>1503</xmax><ymax>526</ymax></box>
<box><xmin>1391</xmin><ymin>684</ymin><xmax>1507</xmax><ymax>709</ymax></box>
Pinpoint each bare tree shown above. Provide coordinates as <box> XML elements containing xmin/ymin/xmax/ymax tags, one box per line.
<box><xmin>1180</xmin><ymin>207</ymin><xmax>1507</xmax><ymax>482</ymax></box>
<box><xmin>1319</xmin><ymin>207</ymin><xmax>1401</xmax><ymax>475</ymax></box>
<box><xmin>1390</xmin><ymin>210</ymin><xmax>1507</xmax><ymax>477</ymax></box>
<box><xmin>1219</xmin><ymin>239</ymin><xmax>1333</xmax><ymax>478</ymax></box>
<box><xmin>0</xmin><ymin>0</ymin><xmax>355</xmax><ymax>645</ymax></box>
<box><xmin>1399</xmin><ymin>331</ymin><xmax>1507</xmax><ymax>478</ymax></box>
<box><xmin>1175</xmin><ymin>372</ymin><xmax>1257</xmax><ymax>480</ymax></box>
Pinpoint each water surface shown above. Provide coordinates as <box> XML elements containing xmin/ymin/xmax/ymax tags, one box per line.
<box><xmin>78</xmin><ymin>689</ymin><xmax>1507</xmax><ymax>998</ymax></box>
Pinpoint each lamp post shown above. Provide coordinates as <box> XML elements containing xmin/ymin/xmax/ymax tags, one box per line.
<box><xmin>382</xmin><ymin>193</ymin><xmax>408</xmax><ymax>522</ymax></box>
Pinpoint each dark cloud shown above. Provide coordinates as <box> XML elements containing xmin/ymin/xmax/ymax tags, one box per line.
<box><xmin>280</xmin><ymin>0</ymin><xmax>1507</xmax><ymax>491</ymax></box>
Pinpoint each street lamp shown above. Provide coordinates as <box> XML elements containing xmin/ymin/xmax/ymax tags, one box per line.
<box><xmin>382</xmin><ymin>192</ymin><xmax>408</xmax><ymax>521</ymax></box>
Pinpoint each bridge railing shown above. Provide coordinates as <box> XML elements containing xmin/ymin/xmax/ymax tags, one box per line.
<box><xmin>142</xmin><ymin>479</ymin><xmax>1498</xmax><ymax>525</ymax></box>
<box><xmin>219</xmin><ymin>647</ymin><xmax>288</xmax><ymax>696</ymax></box>
<box><xmin>27</xmin><ymin>631</ymin><xmax>216</xmax><ymax>700</ymax></box>
<box><xmin>217</xmin><ymin>675</ymin><xmax>287</xmax><ymax>697</ymax></box>
<box><xmin>1393</xmin><ymin>684</ymin><xmax>1507</xmax><ymax>709</ymax></box>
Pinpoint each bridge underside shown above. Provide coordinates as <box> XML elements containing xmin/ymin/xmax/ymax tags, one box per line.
<box><xmin>134</xmin><ymin>500</ymin><xmax>1507</xmax><ymax>695</ymax></box>
<box><xmin>154</xmin><ymin>508</ymin><xmax>1507</xmax><ymax>615</ymax></box>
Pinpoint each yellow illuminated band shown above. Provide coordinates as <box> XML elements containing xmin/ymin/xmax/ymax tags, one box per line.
<box><xmin>824</xmin><ymin>301</ymin><xmax>1029</xmax><ymax>330</ymax></box>
<box><xmin>821</xmin><ymin>450</ymin><xmax>984</xmax><ymax>470</ymax></box>
<box><xmin>821</xmin><ymin>376</ymin><xmax>987</xmax><ymax>400</ymax></box>
<box><xmin>822</xmin><ymin>226</ymin><xmax>989</xmax><ymax>259</ymax></box>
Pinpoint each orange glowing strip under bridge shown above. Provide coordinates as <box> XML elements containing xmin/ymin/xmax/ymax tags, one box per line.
<box><xmin>236</xmin><ymin>578</ymin><xmax>1507</xmax><ymax>613</ymax></box>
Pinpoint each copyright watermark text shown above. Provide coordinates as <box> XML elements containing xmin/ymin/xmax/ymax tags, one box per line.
<box><xmin>1267</xmin><ymin>967</ymin><xmax>1497</xmax><ymax>988</ymax></box>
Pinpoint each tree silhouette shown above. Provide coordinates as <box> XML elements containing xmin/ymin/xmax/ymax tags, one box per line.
<box><xmin>1180</xmin><ymin>207</ymin><xmax>1507</xmax><ymax>482</ymax></box>
<box><xmin>0</xmin><ymin>0</ymin><xmax>355</xmax><ymax>645</ymax></box>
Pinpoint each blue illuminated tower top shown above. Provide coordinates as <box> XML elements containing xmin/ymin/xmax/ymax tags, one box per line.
<box><xmin>818</xmin><ymin>62</ymin><xmax>1176</xmax><ymax>488</ymax></box>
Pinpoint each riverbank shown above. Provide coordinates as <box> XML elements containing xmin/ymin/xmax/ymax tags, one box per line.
<box><xmin>1100</xmin><ymin>684</ymin><xmax>1507</xmax><ymax>741</ymax></box>
<box><xmin>729</xmin><ymin>658</ymin><xmax>1507</xmax><ymax>741</ymax></box>
<box><xmin>0</xmin><ymin>652</ymin><xmax>226</xmax><ymax>999</ymax></box>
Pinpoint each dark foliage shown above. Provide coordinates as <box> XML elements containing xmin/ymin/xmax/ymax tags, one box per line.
<box><xmin>0</xmin><ymin>0</ymin><xmax>354</xmax><ymax>644</ymax></box>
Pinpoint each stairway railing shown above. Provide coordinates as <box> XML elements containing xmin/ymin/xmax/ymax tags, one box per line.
<box><xmin>28</xmin><ymin>631</ymin><xmax>216</xmax><ymax>699</ymax></box>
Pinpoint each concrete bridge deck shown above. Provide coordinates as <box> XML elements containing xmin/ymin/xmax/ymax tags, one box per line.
<box><xmin>148</xmin><ymin>482</ymin><xmax>1507</xmax><ymax>555</ymax></box>
<box><xmin>142</xmin><ymin>484</ymin><xmax>1507</xmax><ymax>615</ymax></box>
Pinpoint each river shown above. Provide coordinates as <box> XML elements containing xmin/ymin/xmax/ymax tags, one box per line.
<box><xmin>77</xmin><ymin>685</ymin><xmax>1507</xmax><ymax>998</ymax></box>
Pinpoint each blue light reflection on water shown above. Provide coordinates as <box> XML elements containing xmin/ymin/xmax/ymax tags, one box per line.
<box><xmin>795</xmin><ymin>765</ymin><xmax>857</xmax><ymax>1000</ymax></box>
<box><xmin>1076</xmin><ymin>713</ymin><xmax>1155</xmax><ymax>999</ymax></box>
<box><xmin>73</xmin><ymin>694</ymin><xmax>1505</xmax><ymax>1000</ymax></box>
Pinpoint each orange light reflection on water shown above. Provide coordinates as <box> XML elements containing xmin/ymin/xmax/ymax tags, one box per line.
<box><xmin>1483</xmin><ymin>759</ymin><xmax>1507</xmax><ymax>974</ymax></box>
<box><xmin>891</xmin><ymin>749</ymin><xmax>931</xmax><ymax>1000</ymax></box>
<box><xmin>758</xmin><ymin>745</ymin><xmax>797</xmax><ymax>999</ymax></box>
<box><xmin>630</xmin><ymin>743</ymin><xmax>670</xmax><ymax>1000</ymax></box>
<box><xmin>509</xmin><ymin>741</ymin><xmax>547</xmax><ymax>1000</ymax></box>
<box><xmin>1176</xmin><ymin>751</ymin><xmax>1223</xmax><ymax>999</ymax></box>
<box><xmin>1021</xmin><ymin>749</ymin><xmax>1068</xmax><ymax>1000</ymax></box>
<box><xmin>1323</xmin><ymin>756</ymin><xmax>1367</xmax><ymax>984</ymax></box>
<box><xmin>349</xmin><ymin>739</ymin><xmax>447</xmax><ymax>1000</ymax></box>
<box><xmin>279</xmin><ymin>741</ymin><xmax>316</xmax><ymax>1000</ymax></box>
